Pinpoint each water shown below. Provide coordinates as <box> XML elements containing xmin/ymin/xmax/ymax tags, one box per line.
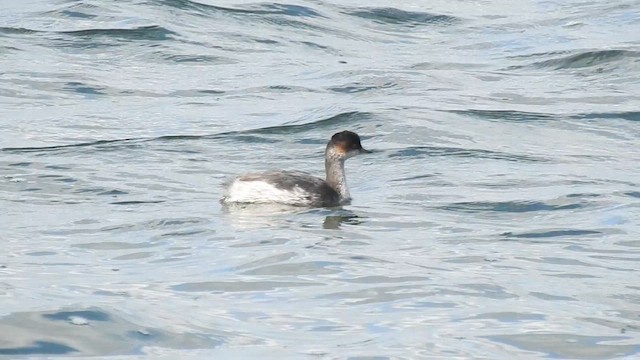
<box><xmin>1</xmin><ymin>0</ymin><xmax>639</xmax><ymax>358</ymax></box>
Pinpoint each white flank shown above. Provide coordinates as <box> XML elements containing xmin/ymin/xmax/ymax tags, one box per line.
<box><xmin>222</xmin><ymin>179</ymin><xmax>312</xmax><ymax>206</ymax></box>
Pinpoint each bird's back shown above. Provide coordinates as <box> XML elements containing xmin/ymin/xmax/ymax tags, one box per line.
<box><xmin>222</xmin><ymin>171</ymin><xmax>341</xmax><ymax>207</ymax></box>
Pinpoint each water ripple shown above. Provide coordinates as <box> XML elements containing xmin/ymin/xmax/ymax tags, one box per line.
<box><xmin>0</xmin><ymin>308</ymin><xmax>223</xmax><ymax>356</ymax></box>
<box><xmin>502</xmin><ymin>229</ymin><xmax>603</xmax><ymax>239</ymax></box>
<box><xmin>449</xmin><ymin>109</ymin><xmax>555</xmax><ymax>122</ymax></box>
<box><xmin>59</xmin><ymin>25</ymin><xmax>177</xmax><ymax>41</ymax></box>
<box><xmin>344</xmin><ymin>7</ymin><xmax>458</xmax><ymax>27</ymax></box>
<box><xmin>514</xmin><ymin>49</ymin><xmax>640</xmax><ymax>70</ymax></box>
<box><xmin>441</xmin><ymin>200</ymin><xmax>584</xmax><ymax>213</ymax></box>
<box><xmin>159</xmin><ymin>0</ymin><xmax>323</xmax><ymax>17</ymax></box>
<box><xmin>484</xmin><ymin>334</ymin><xmax>639</xmax><ymax>359</ymax></box>
<box><xmin>1</xmin><ymin>111</ymin><xmax>372</xmax><ymax>155</ymax></box>
<box><xmin>389</xmin><ymin>145</ymin><xmax>546</xmax><ymax>162</ymax></box>
<box><xmin>1</xmin><ymin>25</ymin><xmax>177</xmax><ymax>41</ymax></box>
<box><xmin>572</xmin><ymin>111</ymin><xmax>640</xmax><ymax>122</ymax></box>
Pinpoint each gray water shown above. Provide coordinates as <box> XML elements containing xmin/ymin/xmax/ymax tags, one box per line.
<box><xmin>1</xmin><ymin>0</ymin><xmax>640</xmax><ymax>358</ymax></box>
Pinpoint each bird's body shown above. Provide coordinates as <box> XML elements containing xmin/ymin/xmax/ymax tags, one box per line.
<box><xmin>221</xmin><ymin>131</ymin><xmax>369</xmax><ymax>208</ymax></box>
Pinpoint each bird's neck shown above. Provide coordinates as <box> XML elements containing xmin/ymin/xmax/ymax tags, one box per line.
<box><xmin>325</xmin><ymin>156</ymin><xmax>349</xmax><ymax>201</ymax></box>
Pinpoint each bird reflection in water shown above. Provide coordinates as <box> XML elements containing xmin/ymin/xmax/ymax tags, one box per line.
<box><xmin>222</xmin><ymin>203</ymin><xmax>363</xmax><ymax>230</ymax></box>
<box><xmin>322</xmin><ymin>213</ymin><xmax>363</xmax><ymax>229</ymax></box>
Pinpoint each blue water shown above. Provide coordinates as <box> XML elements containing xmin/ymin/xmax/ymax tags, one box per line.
<box><xmin>1</xmin><ymin>0</ymin><xmax>639</xmax><ymax>358</ymax></box>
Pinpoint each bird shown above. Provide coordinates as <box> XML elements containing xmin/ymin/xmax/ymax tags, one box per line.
<box><xmin>221</xmin><ymin>130</ymin><xmax>370</xmax><ymax>207</ymax></box>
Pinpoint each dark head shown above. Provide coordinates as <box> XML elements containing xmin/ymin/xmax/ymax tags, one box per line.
<box><xmin>326</xmin><ymin>130</ymin><xmax>370</xmax><ymax>160</ymax></box>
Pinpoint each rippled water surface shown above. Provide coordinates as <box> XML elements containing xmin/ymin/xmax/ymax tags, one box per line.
<box><xmin>1</xmin><ymin>0</ymin><xmax>640</xmax><ymax>358</ymax></box>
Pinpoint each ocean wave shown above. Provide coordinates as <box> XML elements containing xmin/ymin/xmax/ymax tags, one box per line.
<box><xmin>159</xmin><ymin>0</ymin><xmax>323</xmax><ymax>17</ymax></box>
<box><xmin>448</xmin><ymin>109</ymin><xmax>555</xmax><ymax>122</ymax></box>
<box><xmin>0</xmin><ymin>24</ymin><xmax>176</xmax><ymax>41</ymax></box>
<box><xmin>440</xmin><ymin>200</ymin><xmax>585</xmax><ymax>213</ymax></box>
<box><xmin>509</xmin><ymin>49</ymin><xmax>640</xmax><ymax>70</ymax></box>
<box><xmin>388</xmin><ymin>145</ymin><xmax>546</xmax><ymax>163</ymax></box>
<box><xmin>1</xmin><ymin>112</ymin><xmax>372</xmax><ymax>154</ymax></box>
<box><xmin>343</xmin><ymin>7</ymin><xmax>458</xmax><ymax>27</ymax></box>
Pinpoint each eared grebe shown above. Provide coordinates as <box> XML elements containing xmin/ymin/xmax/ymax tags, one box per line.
<box><xmin>222</xmin><ymin>130</ymin><xmax>370</xmax><ymax>207</ymax></box>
